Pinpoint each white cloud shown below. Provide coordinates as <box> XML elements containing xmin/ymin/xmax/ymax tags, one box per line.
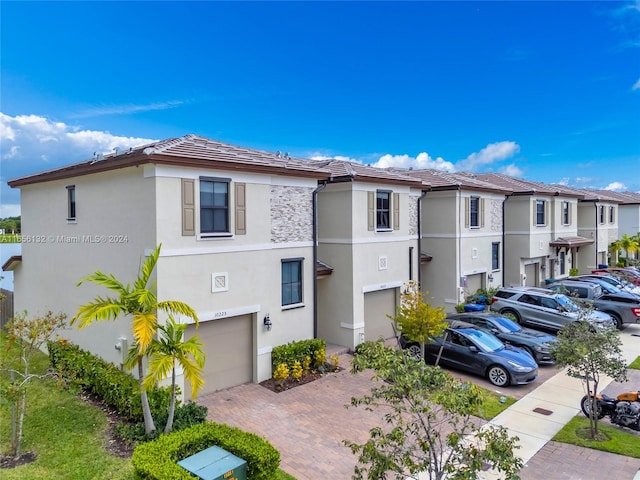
<box><xmin>558</xmin><ymin>177</ymin><xmax>570</xmax><ymax>186</ymax></box>
<box><xmin>633</xmin><ymin>78</ymin><xmax>640</xmax><ymax>90</ymax></box>
<box><xmin>69</xmin><ymin>100</ymin><xmax>185</xmax><ymax>119</ymax></box>
<box><xmin>310</xmin><ymin>154</ymin><xmax>362</xmax><ymax>163</ymax></box>
<box><xmin>605</xmin><ymin>181</ymin><xmax>627</xmax><ymax>191</ymax></box>
<box><xmin>454</xmin><ymin>141</ymin><xmax>521</xmax><ymax>171</ymax></box>
<box><xmin>371</xmin><ymin>152</ymin><xmax>455</xmax><ymax>171</ymax></box>
<box><xmin>499</xmin><ymin>164</ymin><xmax>524</xmax><ymax>177</ymax></box>
<box><xmin>0</xmin><ymin>112</ymin><xmax>157</xmax><ymax>216</ymax></box>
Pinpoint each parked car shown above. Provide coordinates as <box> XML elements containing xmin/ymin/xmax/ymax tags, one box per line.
<box><xmin>572</xmin><ymin>274</ymin><xmax>640</xmax><ymax>297</ymax></box>
<box><xmin>446</xmin><ymin>312</ymin><xmax>557</xmax><ymax>364</ymax></box>
<box><xmin>592</xmin><ymin>267</ymin><xmax>640</xmax><ymax>287</ymax></box>
<box><xmin>489</xmin><ymin>286</ymin><xmax>615</xmax><ymax>332</ymax></box>
<box><xmin>547</xmin><ymin>279</ymin><xmax>640</xmax><ymax>329</ymax></box>
<box><xmin>399</xmin><ymin>320</ymin><xmax>538</xmax><ymax>387</ymax></box>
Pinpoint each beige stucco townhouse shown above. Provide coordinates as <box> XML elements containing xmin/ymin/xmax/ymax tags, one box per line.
<box><xmin>401</xmin><ymin>170</ymin><xmax>512</xmax><ymax>310</ymax></box>
<box><xmin>476</xmin><ymin>174</ymin><xmax>595</xmax><ymax>287</ymax></box>
<box><xmin>6</xmin><ymin>134</ymin><xmax>335</xmax><ymax>397</ymax></box>
<box><xmin>312</xmin><ymin>160</ymin><xmax>424</xmax><ymax>350</ymax></box>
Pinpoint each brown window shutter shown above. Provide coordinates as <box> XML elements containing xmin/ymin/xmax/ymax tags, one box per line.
<box><xmin>393</xmin><ymin>193</ymin><xmax>400</xmax><ymax>230</ymax></box>
<box><xmin>235</xmin><ymin>182</ymin><xmax>246</xmax><ymax>235</ymax></box>
<box><xmin>545</xmin><ymin>201</ymin><xmax>549</xmax><ymax>226</ymax></box>
<box><xmin>464</xmin><ymin>197</ymin><xmax>470</xmax><ymax>228</ymax></box>
<box><xmin>480</xmin><ymin>198</ymin><xmax>485</xmax><ymax>228</ymax></box>
<box><xmin>368</xmin><ymin>191</ymin><xmax>374</xmax><ymax>231</ymax></box>
<box><xmin>182</xmin><ymin>179</ymin><xmax>195</xmax><ymax>236</ymax></box>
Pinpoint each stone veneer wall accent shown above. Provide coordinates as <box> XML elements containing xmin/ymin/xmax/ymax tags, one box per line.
<box><xmin>271</xmin><ymin>185</ymin><xmax>314</xmax><ymax>243</ymax></box>
<box><xmin>489</xmin><ymin>198</ymin><xmax>503</xmax><ymax>233</ymax></box>
<box><xmin>409</xmin><ymin>195</ymin><xmax>419</xmax><ymax>236</ymax></box>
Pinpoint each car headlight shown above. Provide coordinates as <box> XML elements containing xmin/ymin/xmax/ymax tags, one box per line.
<box><xmin>507</xmin><ymin>360</ymin><xmax>530</xmax><ymax>371</ymax></box>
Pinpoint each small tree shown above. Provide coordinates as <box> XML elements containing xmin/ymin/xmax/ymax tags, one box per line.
<box><xmin>1</xmin><ymin>311</ymin><xmax>67</xmax><ymax>459</ymax></box>
<box><xmin>549</xmin><ymin>320</ymin><xmax>627</xmax><ymax>439</ymax></box>
<box><xmin>345</xmin><ymin>342</ymin><xmax>523</xmax><ymax>479</ymax></box>
<box><xmin>133</xmin><ymin>315</ymin><xmax>206</xmax><ymax>434</ymax></box>
<box><xmin>388</xmin><ymin>280</ymin><xmax>447</xmax><ymax>363</ymax></box>
<box><xmin>72</xmin><ymin>244</ymin><xmax>199</xmax><ymax>434</ymax></box>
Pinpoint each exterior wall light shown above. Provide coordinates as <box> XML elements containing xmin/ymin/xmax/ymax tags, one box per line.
<box><xmin>263</xmin><ymin>314</ymin><xmax>272</xmax><ymax>331</ymax></box>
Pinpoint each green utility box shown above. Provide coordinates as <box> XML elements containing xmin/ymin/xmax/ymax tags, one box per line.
<box><xmin>178</xmin><ymin>446</ymin><xmax>247</xmax><ymax>480</ymax></box>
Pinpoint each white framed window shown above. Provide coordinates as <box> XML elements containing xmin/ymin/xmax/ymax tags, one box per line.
<box><xmin>469</xmin><ymin>196</ymin><xmax>480</xmax><ymax>228</ymax></box>
<box><xmin>200</xmin><ymin>177</ymin><xmax>230</xmax><ymax>235</ymax></box>
<box><xmin>535</xmin><ymin>200</ymin><xmax>546</xmax><ymax>226</ymax></box>
<box><xmin>562</xmin><ymin>201</ymin><xmax>570</xmax><ymax>225</ymax></box>
<box><xmin>282</xmin><ymin>258</ymin><xmax>303</xmax><ymax>306</ymax></box>
<box><xmin>492</xmin><ymin>242</ymin><xmax>500</xmax><ymax>270</ymax></box>
<box><xmin>376</xmin><ymin>190</ymin><xmax>391</xmax><ymax>230</ymax></box>
<box><xmin>599</xmin><ymin>205</ymin><xmax>605</xmax><ymax>224</ymax></box>
<box><xmin>66</xmin><ymin>185</ymin><xmax>76</xmax><ymax>221</ymax></box>
<box><xmin>609</xmin><ymin>206</ymin><xmax>615</xmax><ymax>223</ymax></box>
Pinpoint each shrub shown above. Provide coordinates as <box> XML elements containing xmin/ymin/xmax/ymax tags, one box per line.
<box><xmin>273</xmin><ymin>363</ymin><xmax>290</xmax><ymax>387</ymax></box>
<box><xmin>271</xmin><ymin>338</ymin><xmax>326</xmax><ymax>371</ymax></box>
<box><xmin>291</xmin><ymin>361</ymin><xmax>303</xmax><ymax>381</ymax></box>
<box><xmin>117</xmin><ymin>401</ymin><xmax>209</xmax><ymax>444</ymax></box>
<box><xmin>47</xmin><ymin>339</ymin><xmax>170</xmax><ymax>422</ymax></box>
<box><xmin>132</xmin><ymin>422</ymin><xmax>280</xmax><ymax>480</ymax></box>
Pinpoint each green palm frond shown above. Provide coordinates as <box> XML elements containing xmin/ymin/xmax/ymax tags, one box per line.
<box><xmin>142</xmin><ymin>355</ymin><xmax>175</xmax><ymax>391</ymax></box>
<box><xmin>132</xmin><ymin>312</ymin><xmax>158</xmax><ymax>352</ymax></box>
<box><xmin>134</xmin><ymin>244</ymin><xmax>161</xmax><ymax>290</ymax></box>
<box><xmin>124</xmin><ymin>343</ymin><xmax>142</xmax><ymax>371</ymax></box>
<box><xmin>77</xmin><ymin>271</ymin><xmax>130</xmax><ymax>294</ymax></box>
<box><xmin>71</xmin><ymin>299</ymin><xmax>127</xmax><ymax>327</ymax></box>
<box><xmin>158</xmin><ymin>301</ymin><xmax>199</xmax><ymax>324</ymax></box>
<box><xmin>179</xmin><ymin>355</ymin><xmax>205</xmax><ymax>398</ymax></box>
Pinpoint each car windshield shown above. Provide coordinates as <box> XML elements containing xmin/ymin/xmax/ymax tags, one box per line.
<box><xmin>463</xmin><ymin>329</ymin><xmax>504</xmax><ymax>353</ymax></box>
<box><xmin>490</xmin><ymin>316</ymin><xmax>521</xmax><ymax>333</ymax></box>
<box><xmin>555</xmin><ymin>294</ymin><xmax>578</xmax><ymax>312</ymax></box>
<box><xmin>594</xmin><ymin>282</ymin><xmax>620</xmax><ymax>294</ymax></box>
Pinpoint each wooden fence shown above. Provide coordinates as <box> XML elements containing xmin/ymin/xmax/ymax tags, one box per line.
<box><xmin>0</xmin><ymin>289</ymin><xmax>14</xmax><ymax>330</ymax></box>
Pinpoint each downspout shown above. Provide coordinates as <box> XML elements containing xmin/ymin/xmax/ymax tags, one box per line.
<box><xmin>312</xmin><ymin>181</ymin><xmax>328</xmax><ymax>339</ymax></box>
<box><xmin>594</xmin><ymin>203</ymin><xmax>599</xmax><ymax>268</ymax></box>
<box><xmin>417</xmin><ymin>189</ymin><xmax>428</xmax><ymax>287</ymax></box>
<box><xmin>502</xmin><ymin>194</ymin><xmax>513</xmax><ymax>287</ymax></box>
<box><xmin>312</xmin><ymin>175</ymin><xmax>354</xmax><ymax>339</ymax></box>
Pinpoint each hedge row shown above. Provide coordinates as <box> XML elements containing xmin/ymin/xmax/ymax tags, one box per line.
<box><xmin>47</xmin><ymin>339</ymin><xmax>170</xmax><ymax>422</ymax></box>
<box><xmin>271</xmin><ymin>338</ymin><xmax>326</xmax><ymax>371</ymax></box>
<box><xmin>132</xmin><ymin>421</ymin><xmax>280</xmax><ymax>480</ymax></box>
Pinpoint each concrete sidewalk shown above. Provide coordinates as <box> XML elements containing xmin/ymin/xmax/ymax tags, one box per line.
<box><xmin>482</xmin><ymin>324</ymin><xmax>640</xmax><ymax>479</ymax></box>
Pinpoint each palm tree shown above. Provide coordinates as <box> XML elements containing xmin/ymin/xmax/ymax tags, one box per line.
<box><xmin>619</xmin><ymin>234</ymin><xmax>639</xmax><ymax>266</ymax></box>
<box><xmin>135</xmin><ymin>315</ymin><xmax>205</xmax><ymax>434</ymax></box>
<box><xmin>608</xmin><ymin>239</ymin><xmax>623</xmax><ymax>266</ymax></box>
<box><xmin>71</xmin><ymin>244</ymin><xmax>199</xmax><ymax>434</ymax></box>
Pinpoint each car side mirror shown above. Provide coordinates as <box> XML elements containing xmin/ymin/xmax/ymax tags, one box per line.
<box><xmin>468</xmin><ymin>345</ymin><xmax>478</xmax><ymax>353</ymax></box>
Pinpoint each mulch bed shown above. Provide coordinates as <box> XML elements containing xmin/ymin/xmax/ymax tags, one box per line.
<box><xmin>259</xmin><ymin>366</ymin><xmax>343</xmax><ymax>392</ymax></box>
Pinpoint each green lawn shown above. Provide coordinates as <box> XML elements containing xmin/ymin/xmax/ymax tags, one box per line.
<box><xmin>553</xmin><ymin>415</ymin><xmax>640</xmax><ymax>458</ymax></box>
<box><xmin>0</xmin><ymin>343</ymin><xmax>295</xmax><ymax>479</ymax></box>
<box><xmin>628</xmin><ymin>355</ymin><xmax>640</xmax><ymax>370</ymax></box>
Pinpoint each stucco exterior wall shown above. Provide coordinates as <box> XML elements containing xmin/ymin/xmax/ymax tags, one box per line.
<box><xmin>13</xmin><ymin>167</ymin><xmax>156</xmax><ymax>366</ymax></box>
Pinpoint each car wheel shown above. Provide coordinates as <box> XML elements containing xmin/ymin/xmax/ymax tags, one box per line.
<box><xmin>501</xmin><ymin>309</ymin><xmax>521</xmax><ymax>324</ymax></box>
<box><xmin>487</xmin><ymin>365</ymin><xmax>510</xmax><ymax>387</ymax></box>
<box><xmin>407</xmin><ymin>344</ymin><xmax>422</xmax><ymax>361</ymax></box>
<box><xmin>609</xmin><ymin>313</ymin><xmax>623</xmax><ymax>330</ymax></box>
<box><xmin>523</xmin><ymin>346</ymin><xmax>536</xmax><ymax>361</ymax></box>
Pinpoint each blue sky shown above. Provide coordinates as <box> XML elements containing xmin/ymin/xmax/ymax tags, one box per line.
<box><xmin>1</xmin><ymin>0</ymin><xmax>639</xmax><ymax>217</ymax></box>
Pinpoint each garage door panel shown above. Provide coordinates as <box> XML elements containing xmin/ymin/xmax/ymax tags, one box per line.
<box><xmin>185</xmin><ymin>315</ymin><xmax>252</xmax><ymax>397</ymax></box>
<box><xmin>364</xmin><ymin>289</ymin><xmax>396</xmax><ymax>342</ymax></box>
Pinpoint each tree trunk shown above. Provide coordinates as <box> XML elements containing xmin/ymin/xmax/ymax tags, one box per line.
<box><xmin>164</xmin><ymin>367</ymin><xmax>176</xmax><ymax>434</ymax></box>
<box><xmin>138</xmin><ymin>357</ymin><xmax>156</xmax><ymax>434</ymax></box>
<box><xmin>14</xmin><ymin>388</ymin><xmax>26</xmax><ymax>459</ymax></box>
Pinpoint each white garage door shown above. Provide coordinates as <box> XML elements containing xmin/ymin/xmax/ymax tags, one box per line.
<box><xmin>364</xmin><ymin>288</ymin><xmax>397</xmax><ymax>342</ymax></box>
<box><xmin>525</xmin><ymin>263</ymin><xmax>538</xmax><ymax>287</ymax></box>
<box><xmin>466</xmin><ymin>273</ymin><xmax>483</xmax><ymax>295</ymax></box>
<box><xmin>184</xmin><ymin>314</ymin><xmax>252</xmax><ymax>398</ymax></box>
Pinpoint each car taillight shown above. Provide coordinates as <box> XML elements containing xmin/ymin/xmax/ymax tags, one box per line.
<box><xmin>632</xmin><ymin>308</ymin><xmax>640</xmax><ymax>317</ymax></box>
<box><xmin>491</xmin><ymin>297</ymin><xmax>498</xmax><ymax>303</ymax></box>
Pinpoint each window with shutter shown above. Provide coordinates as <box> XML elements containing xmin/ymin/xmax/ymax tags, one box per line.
<box><xmin>393</xmin><ymin>193</ymin><xmax>400</xmax><ymax>230</ymax></box>
<box><xmin>235</xmin><ymin>183</ymin><xmax>246</xmax><ymax>235</ymax></box>
<box><xmin>367</xmin><ymin>192</ymin><xmax>375</xmax><ymax>231</ymax></box>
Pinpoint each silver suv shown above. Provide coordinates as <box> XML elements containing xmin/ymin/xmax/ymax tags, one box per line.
<box><xmin>547</xmin><ymin>279</ymin><xmax>640</xmax><ymax>330</ymax></box>
<box><xmin>489</xmin><ymin>286</ymin><xmax>614</xmax><ymax>332</ymax></box>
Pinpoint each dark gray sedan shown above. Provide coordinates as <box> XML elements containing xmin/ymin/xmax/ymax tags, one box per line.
<box><xmin>447</xmin><ymin>312</ymin><xmax>557</xmax><ymax>364</ymax></box>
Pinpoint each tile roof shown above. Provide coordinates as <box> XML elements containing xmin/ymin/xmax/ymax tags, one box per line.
<box><xmin>8</xmin><ymin>134</ymin><xmax>331</xmax><ymax>187</ymax></box>
<box><xmin>311</xmin><ymin>159</ymin><xmax>424</xmax><ymax>187</ymax></box>
<box><xmin>407</xmin><ymin>169</ymin><xmax>513</xmax><ymax>193</ymax></box>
